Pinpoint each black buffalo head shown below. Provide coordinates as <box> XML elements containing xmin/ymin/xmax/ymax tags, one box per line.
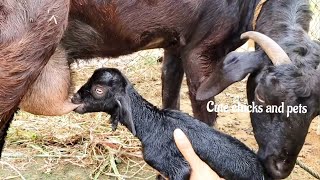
<box><xmin>197</xmin><ymin>31</ymin><xmax>320</xmax><ymax>179</ymax></box>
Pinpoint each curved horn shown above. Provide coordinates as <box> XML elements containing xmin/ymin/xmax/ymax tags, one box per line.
<box><xmin>241</xmin><ymin>31</ymin><xmax>291</xmax><ymax>65</ymax></box>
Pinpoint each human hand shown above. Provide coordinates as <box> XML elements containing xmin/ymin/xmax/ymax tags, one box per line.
<box><xmin>174</xmin><ymin>129</ymin><xmax>224</xmax><ymax>180</ymax></box>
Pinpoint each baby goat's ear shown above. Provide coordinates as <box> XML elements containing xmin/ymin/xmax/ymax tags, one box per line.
<box><xmin>115</xmin><ymin>89</ymin><xmax>136</xmax><ymax>136</ymax></box>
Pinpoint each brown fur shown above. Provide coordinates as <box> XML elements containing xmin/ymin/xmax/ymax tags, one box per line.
<box><xmin>62</xmin><ymin>0</ymin><xmax>260</xmax><ymax>125</ymax></box>
<box><xmin>0</xmin><ymin>0</ymin><xmax>70</xmax><ymax>156</ymax></box>
<box><xmin>3</xmin><ymin>0</ymin><xmax>257</xmax><ymax>124</ymax></box>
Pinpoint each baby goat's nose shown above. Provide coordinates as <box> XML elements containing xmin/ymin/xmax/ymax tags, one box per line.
<box><xmin>71</xmin><ymin>93</ymin><xmax>82</xmax><ymax>104</ymax></box>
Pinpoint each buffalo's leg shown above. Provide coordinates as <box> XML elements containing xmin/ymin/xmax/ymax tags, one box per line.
<box><xmin>161</xmin><ymin>50</ymin><xmax>184</xmax><ymax>110</ymax></box>
<box><xmin>182</xmin><ymin>48</ymin><xmax>217</xmax><ymax>126</ymax></box>
<box><xmin>0</xmin><ymin>114</ymin><xmax>14</xmax><ymax>157</ymax></box>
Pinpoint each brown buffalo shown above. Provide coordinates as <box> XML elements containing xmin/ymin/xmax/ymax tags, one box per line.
<box><xmin>0</xmin><ymin>0</ymin><xmax>71</xmax><ymax>155</ymax></box>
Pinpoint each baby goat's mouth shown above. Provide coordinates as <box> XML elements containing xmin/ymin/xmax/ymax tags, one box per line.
<box><xmin>71</xmin><ymin>93</ymin><xmax>86</xmax><ymax>114</ymax></box>
<box><xmin>73</xmin><ymin>104</ymin><xmax>86</xmax><ymax>114</ymax></box>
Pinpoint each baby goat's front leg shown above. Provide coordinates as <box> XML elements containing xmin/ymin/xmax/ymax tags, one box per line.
<box><xmin>168</xmin><ymin>167</ymin><xmax>190</xmax><ymax>180</ymax></box>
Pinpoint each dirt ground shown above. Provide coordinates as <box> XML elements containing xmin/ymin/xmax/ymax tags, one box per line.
<box><xmin>0</xmin><ymin>50</ymin><xmax>319</xmax><ymax>180</ymax></box>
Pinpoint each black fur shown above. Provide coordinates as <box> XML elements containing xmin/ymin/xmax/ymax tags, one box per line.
<box><xmin>197</xmin><ymin>0</ymin><xmax>320</xmax><ymax>178</ymax></box>
<box><xmin>72</xmin><ymin>68</ymin><xmax>268</xmax><ymax>180</ymax></box>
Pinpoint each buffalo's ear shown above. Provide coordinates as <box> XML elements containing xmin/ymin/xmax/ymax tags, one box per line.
<box><xmin>115</xmin><ymin>91</ymin><xmax>136</xmax><ymax>136</ymax></box>
<box><xmin>196</xmin><ymin>51</ymin><xmax>268</xmax><ymax>100</ymax></box>
<box><xmin>294</xmin><ymin>81</ymin><xmax>311</xmax><ymax>98</ymax></box>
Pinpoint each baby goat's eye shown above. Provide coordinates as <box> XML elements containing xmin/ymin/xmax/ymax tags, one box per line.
<box><xmin>91</xmin><ymin>84</ymin><xmax>108</xmax><ymax>99</ymax></box>
<box><xmin>95</xmin><ymin>88</ymin><xmax>104</xmax><ymax>95</ymax></box>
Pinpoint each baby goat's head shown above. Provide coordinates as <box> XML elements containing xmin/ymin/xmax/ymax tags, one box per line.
<box><xmin>72</xmin><ymin>68</ymin><xmax>136</xmax><ymax>135</ymax></box>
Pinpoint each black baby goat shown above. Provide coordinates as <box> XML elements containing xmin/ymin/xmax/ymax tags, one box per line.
<box><xmin>72</xmin><ymin>68</ymin><xmax>268</xmax><ymax>180</ymax></box>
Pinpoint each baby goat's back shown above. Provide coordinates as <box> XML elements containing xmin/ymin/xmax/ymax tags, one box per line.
<box><xmin>142</xmin><ymin>110</ymin><xmax>265</xmax><ymax>180</ymax></box>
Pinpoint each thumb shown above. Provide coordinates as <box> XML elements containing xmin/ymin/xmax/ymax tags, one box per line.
<box><xmin>173</xmin><ymin>128</ymin><xmax>203</xmax><ymax>168</ymax></box>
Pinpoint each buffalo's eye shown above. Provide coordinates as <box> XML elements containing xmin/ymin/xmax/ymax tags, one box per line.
<box><xmin>255</xmin><ymin>92</ymin><xmax>265</xmax><ymax>104</ymax></box>
<box><xmin>91</xmin><ymin>84</ymin><xmax>108</xmax><ymax>99</ymax></box>
<box><xmin>254</xmin><ymin>85</ymin><xmax>266</xmax><ymax>105</ymax></box>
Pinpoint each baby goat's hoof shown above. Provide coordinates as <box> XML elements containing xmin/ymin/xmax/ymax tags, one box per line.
<box><xmin>156</xmin><ymin>174</ymin><xmax>167</xmax><ymax>180</ymax></box>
